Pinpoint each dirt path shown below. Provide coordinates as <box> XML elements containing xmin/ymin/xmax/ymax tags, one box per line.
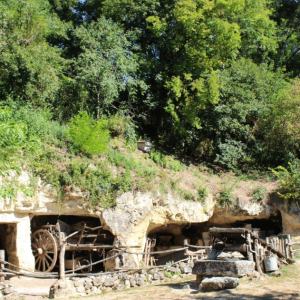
<box><xmin>9</xmin><ymin>260</ymin><xmax>300</xmax><ymax>300</ymax></box>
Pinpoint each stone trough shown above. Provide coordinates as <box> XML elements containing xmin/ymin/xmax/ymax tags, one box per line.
<box><xmin>192</xmin><ymin>259</ymin><xmax>255</xmax><ymax>283</ymax></box>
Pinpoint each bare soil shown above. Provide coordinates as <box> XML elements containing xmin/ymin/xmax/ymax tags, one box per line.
<box><xmin>10</xmin><ymin>259</ymin><xmax>300</xmax><ymax>300</ymax></box>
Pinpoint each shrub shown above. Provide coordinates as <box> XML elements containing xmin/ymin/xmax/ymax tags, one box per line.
<box><xmin>217</xmin><ymin>188</ymin><xmax>236</xmax><ymax>208</ymax></box>
<box><xmin>252</xmin><ymin>186</ymin><xmax>267</xmax><ymax>201</ymax></box>
<box><xmin>169</xmin><ymin>159</ymin><xmax>186</xmax><ymax>171</ymax></box>
<box><xmin>197</xmin><ymin>185</ymin><xmax>209</xmax><ymax>202</ymax></box>
<box><xmin>271</xmin><ymin>161</ymin><xmax>300</xmax><ymax>204</ymax></box>
<box><xmin>67</xmin><ymin>111</ymin><xmax>109</xmax><ymax>155</ymax></box>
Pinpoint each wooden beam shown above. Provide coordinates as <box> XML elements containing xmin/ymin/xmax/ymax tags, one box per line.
<box><xmin>59</xmin><ymin>243</ymin><xmax>67</xmax><ymax>280</ymax></box>
<box><xmin>0</xmin><ymin>250</ymin><xmax>5</xmax><ymax>282</ymax></box>
<box><xmin>209</xmin><ymin>227</ymin><xmax>248</xmax><ymax>234</ymax></box>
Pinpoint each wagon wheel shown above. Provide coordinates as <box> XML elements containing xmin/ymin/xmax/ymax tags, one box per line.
<box><xmin>78</xmin><ymin>258</ymin><xmax>92</xmax><ymax>273</ymax></box>
<box><xmin>31</xmin><ymin>229</ymin><xmax>58</xmax><ymax>272</ymax></box>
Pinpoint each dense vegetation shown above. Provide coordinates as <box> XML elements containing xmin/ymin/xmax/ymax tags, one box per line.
<box><xmin>1</xmin><ymin>0</ymin><xmax>300</xmax><ymax>206</ymax></box>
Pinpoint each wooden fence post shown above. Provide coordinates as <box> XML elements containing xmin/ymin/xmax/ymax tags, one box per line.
<box><xmin>0</xmin><ymin>250</ymin><xmax>4</xmax><ymax>282</ymax></box>
<box><xmin>287</xmin><ymin>235</ymin><xmax>294</xmax><ymax>259</ymax></box>
<box><xmin>59</xmin><ymin>243</ymin><xmax>66</xmax><ymax>280</ymax></box>
<box><xmin>246</xmin><ymin>233</ymin><xmax>254</xmax><ymax>261</ymax></box>
<box><xmin>254</xmin><ymin>239</ymin><xmax>262</xmax><ymax>274</ymax></box>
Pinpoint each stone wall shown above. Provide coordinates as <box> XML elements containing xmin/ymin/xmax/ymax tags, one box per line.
<box><xmin>49</xmin><ymin>262</ymin><xmax>192</xmax><ymax>299</ymax></box>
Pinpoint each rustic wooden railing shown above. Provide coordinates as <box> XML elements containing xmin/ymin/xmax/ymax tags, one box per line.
<box><xmin>0</xmin><ymin>234</ymin><xmax>298</xmax><ymax>280</ymax></box>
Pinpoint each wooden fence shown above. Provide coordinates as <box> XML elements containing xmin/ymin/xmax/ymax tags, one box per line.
<box><xmin>0</xmin><ymin>235</ymin><xmax>298</xmax><ymax>281</ymax></box>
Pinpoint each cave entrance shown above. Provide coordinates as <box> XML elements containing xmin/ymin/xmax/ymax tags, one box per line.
<box><xmin>0</xmin><ymin>223</ymin><xmax>18</xmax><ymax>268</ymax></box>
<box><xmin>145</xmin><ymin>212</ymin><xmax>283</xmax><ymax>265</ymax></box>
<box><xmin>31</xmin><ymin>215</ymin><xmax>115</xmax><ymax>273</ymax></box>
<box><xmin>146</xmin><ymin>224</ymin><xmax>192</xmax><ymax>265</ymax></box>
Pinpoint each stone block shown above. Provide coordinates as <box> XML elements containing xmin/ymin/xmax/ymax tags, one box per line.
<box><xmin>58</xmin><ymin>281</ymin><xmax>67</xmax><ymax>290</ymax></box>
<box><xmin>200</xmin><ymin>277</ymin><xmax>240</xmax><ymax>291</ymax></box>
<box><xmin>269</xmin><ymin>271</ymin><xmax>282</xmax><ymax>277</ymax></box>
<box><xmin>2</xmin><ymin>286</ymin><xmax>16</xmax><ymax>296</ymax></box>
<box><xmin>85</xmin><ymin>281</ymin><xmax>93</xmax><ymax>289</ymax></box>
<box><xmin>74</xmin><ymin>280</ymin><xmax>84</xmax><ymax>288</ymax></box>
<box><xmin>76</xmin><ymin>287</ymin><xmax>85</xmax><ymax>294</ymax></box>
<box><xmin>124</xmin><ymin>280</ymin><xmax>131</xmax><ymax>289</ymax></box>
<box><xmin>182</xmin><ymin>266</ymin><xmax>192</xmax><ymax>274</ymax></box>
<box><xmin>115</xmin><ymin>284</ymin><xmax>124</xmax><ymax>291</ymax></box>
<box><xmin>149</xmin><ymin>268</ymin><xmax>157</xmax><ymax>274</ymax></box>
<box><xmin>136</xmin><ymin>278</ymin><xmax>144</xmax><ymax>286</ymax></box>
<box><xmin>129</xmin><ymin>279</ymin><xmax>136</xmax><ymax>287</ymax></box>
<box><xmin>103</xmin><ymin>278</ymin><xmax>115</xmax><ymax>287</ymax></box>
<box><xmin>193</xmin><ymin>260</ymin><xmax>255</xmax><ymax>277</ymax></box>
<box><xmin>147</xmin><ymin>274</ymin><xmax>153</xmax><ymax>282</ymax></box>
<box><xmin>153</xmin><ymin>273</ymin><xmax>160</xmax><ymax>280</ymax></box>
<box><xmin>93</xmin><ymin>277</ymin><xmax>104</xmax><ymax>287</ymax></box>
<box><xmin>113</xmin><ymin>280</ymin><xmax>120</xmax><ymax>288</ymax></box>
<box><xmin>90</xmin><ymin>286</ymin><xmax>98</xmax><ymax>294</ymax></box>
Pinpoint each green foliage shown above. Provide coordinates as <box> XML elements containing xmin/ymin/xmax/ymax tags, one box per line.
<box><xmin>169</xmin><ymin>160</ymin><xmax>186</xmax><ymax>172</ymax></box>
<box><xmin>150</xmin><ymin>150</ymin><xmax>186</xmax><ymax>171</ymax></box>
<box><xmin>0</xmin><ymin>0</ymin><xmax>68</xmax><ymax>105</ymax></box>
<box><xmin>271</xmin><ymin>161</ymin><xmax>300</xmax><ymax>205</ymax></box>
<box><xmin>259</xmin><ymin>78</ymin><xmax>300</xmax><ymax>165</ymax></box>
<box><xmin>163</xmin><ymin>271</ymin><xmax>173</xmax><ymax>279</ymax></box>
<box><xmin>217</xmin><ymin>190</ymin><xmax>235</xmax><ymax>208</ymax></box>
<box><xmin>73</xmin><ymin>17</ymin><xmax>143</xmax><ymax>119</ymax></box>
<box><xmin>67</xmin><ymin>111</ymin><xmax>110</xmax><ymax>155</ymax></box>
<box><xmin>252</xmin><ymin>186</ymin><xmax>267</xmax><ymax>201</ymax></box>
<box><xmin>150</xmin><ymin>150</ymin><xmax>168</xmax><ymax>168</ymax></box>
<box><xmin>0</xmin><ymin>183</ymin><xmax>17</xmax><ymax>201</ymax></box>
<box><xmin>198</xmin><ymin>58</ymin><xmax>286</xmax><ymax>170</ymax></box>
<box><xmin>197</xmin><ymin>185</ymin><xmax>209</xmax><ymax>203</ymax></box>
<box><xmin>217</xmin><ymin>182</ymin><xmax>236</xmax><ymax>208</ymax></box>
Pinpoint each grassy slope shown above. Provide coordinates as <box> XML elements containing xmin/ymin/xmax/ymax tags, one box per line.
<box><xmin>16</xmin><ymin>136</ymin><xmax>278</xmax><ymax>210</ymax></box>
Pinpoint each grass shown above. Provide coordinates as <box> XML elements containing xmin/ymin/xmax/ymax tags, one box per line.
<box><xmin>0</xmin><ymin>107</ymin><xmax>281</xmax><ymax>210</ymax></box>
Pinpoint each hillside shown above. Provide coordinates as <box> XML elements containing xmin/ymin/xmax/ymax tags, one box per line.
<box><xmin>0</xmin><ymin>107</ymin><xmax>279</xmax><ymax>211</ymax></box>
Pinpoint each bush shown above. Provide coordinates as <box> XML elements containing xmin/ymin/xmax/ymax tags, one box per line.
<box><xmin>271</xmin><ymin>161</ymin><xmax>300</xmax><ymax>204</ymax></box>
<box><xmin>67</xmin><ymin>111</ymin><xmax>110</xmax><ymax>155</ymax></box>
<box><xmin>252</xmin><ymin>186</ymin><xmax>267</xmax><ymax>201</ymax></box>
<box><xmin>197</xmin><ymin>185</ymin><xmax>209</xmax><ymax>202</ymax></box>
<box><xmin>217</xmin><ymin>183</ymin><xmax>236</xmax><ymax>208</ymax></box>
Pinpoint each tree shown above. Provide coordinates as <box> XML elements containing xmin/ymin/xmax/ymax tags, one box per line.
<box><xmin>259</xmin><ymin>78</ymin><xmax>300</xmax><ymax>165</ymax></box>
<box><xmin>271</xmin><ymin>0</ymin><xmax>300</xmax><ymax>75</ymax></box>
<box><xmin>73</xmin><ymin>17</ymin><xmax>142</xmax><ymax>119</ymax></box>
<box><xmin>98</xmin><ymin>0</ymin><xmax>278</xmax><ymax>151</ymax></box>
<box><xmin>196</xmin><ymin>58</ymin><xmax>286</xmax><ymax>170</ymax></box>
<box><xmin>0</xmin><ymin>0</ymin><xmax>68</xmax><ymax>105</ymax></box>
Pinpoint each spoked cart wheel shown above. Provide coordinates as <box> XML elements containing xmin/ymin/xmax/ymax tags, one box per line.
<box><xmin>31</xmin><ymin>229</ymin><xmax>58</xmax><ymax>272</ymax></box>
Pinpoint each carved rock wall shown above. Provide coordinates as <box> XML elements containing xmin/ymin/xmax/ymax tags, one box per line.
<box><xmin>0</xmin><ymin>171</ymin><xmax>300</xmax><ymax>271</ymax></box>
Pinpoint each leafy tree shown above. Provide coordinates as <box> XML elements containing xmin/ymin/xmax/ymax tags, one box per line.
<box><xmin>0</xmin><ymin>0</ymin><xmax>68</xmax><ymax>105</ymax></box>
<box><xmin>97</xmin><ymin>0</ymin><xmax>279</xmax><ymax>152</ymax></box>
<box><xmin>73</xmin><ymin>17</ymin><xmax>142</xmax><ymax>119</ymax></box>
<box><xmin>259</xmin><ymin>78</ymin><xmax>300</xmax><ymax>164</ymax></box>
<box><xmin>271</xmin><ymin>0</ymin><xmax>300</xmax><ymax>75</ymax></box>
<box><xmin>232</xmin><ymin>0</ymin><xmax>278</xmax><ymax>64</ymax></box>
<box><xmin>196</xmin><ymin>58</ymin><xmax>286</xmax><ymax>170</ymax></box>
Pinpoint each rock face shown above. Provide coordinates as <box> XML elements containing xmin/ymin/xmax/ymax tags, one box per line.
<box><xmin>0</xmin><ymin>170</ymin><xmax>300</xmax><ymax>272</ymax></box>
<box><xmin>200</xmin><ymin>277</ymin><xmax>240</xmax><ymax>291</ymax></box>
<box><xmin>193</xmin><ymin>260</ymin><xmax>255</xmax><ymax>277</ymax></box>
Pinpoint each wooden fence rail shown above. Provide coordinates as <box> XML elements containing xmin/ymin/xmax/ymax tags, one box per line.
<box><xmin>0</xmin><ymin>236</ymin><xmax>298</xmax><ymax>281</ymax></box>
